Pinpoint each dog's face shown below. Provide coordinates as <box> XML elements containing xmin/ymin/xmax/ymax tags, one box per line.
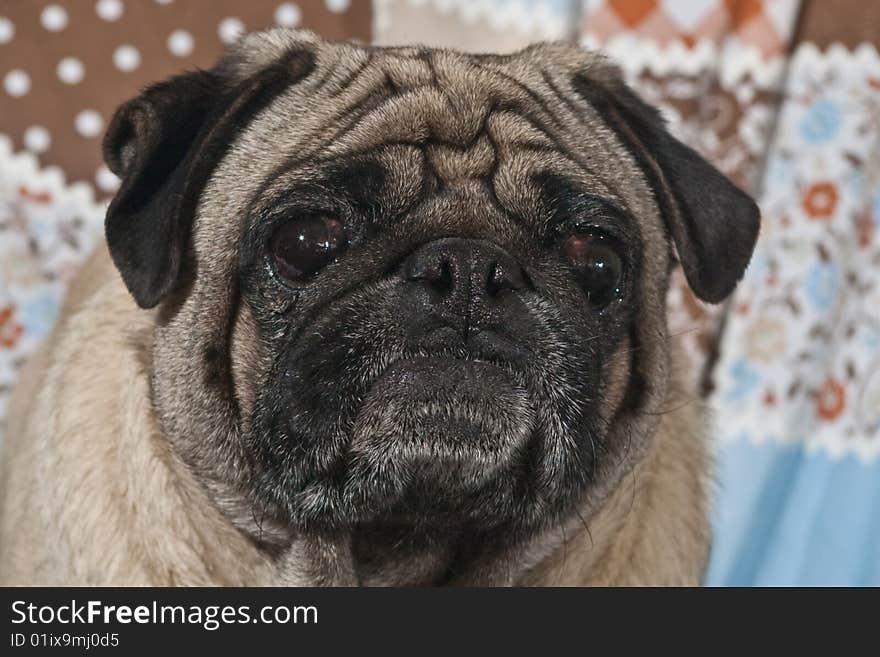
<box><xmin>103</xmin><ymin>31</ymin><xmax>758</xmax><ymax>553</ymax></box>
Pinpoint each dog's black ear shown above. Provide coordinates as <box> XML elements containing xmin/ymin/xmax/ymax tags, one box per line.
<box><xmin>103</xmin><ymin>48</ymin><xmax>316</xmax><ymax>309</ymax></box>
<box><xmin>573</xmin><ymin>73</ymin><xmax>760</xmax><ymax>303</ymax></box>
<box><xmin>103</xmin><ymin>70</ymin><xmax>222</xmax><ymax>309</ymax></box>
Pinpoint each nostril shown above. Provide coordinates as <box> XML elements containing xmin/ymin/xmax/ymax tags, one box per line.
<box><xmin>405</xmin><ymin>254</ymin><xmax>454</xmax><ymax>292</ymax></box>
<box><xmin>486</xmin><ymin>260</ymin><xmax>527</xmax><ymax>297</ymax></box>
<box><xmin>403</xmin><ymin>239</ymin><xmax>528</xmax><ymax>304</ymax></box>
<box><xmin>437</xmin><ymin>260</ymin><xmax>453</xmax><ymax>290</ymax></box>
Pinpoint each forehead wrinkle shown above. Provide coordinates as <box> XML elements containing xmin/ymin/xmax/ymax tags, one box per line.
<box><xmin>381</xmin><ymin>52</ymin><xmax>436</xmax><ymax>89</ymax></box>
<box><xmin>485</xmin><ymin>110</ymin><xmax>556</xmax><ymax>150</ymax></box>
<box><xmin>485</xmin><ymin>111</ymin><xmax>626</xmax><ymax>224</ymax></box>
<box><xmin>226</xmin><ymin>54</ymin><xmax>397</xmax><ymax>193</ymax></box>
<box><xmin>530</xmin><ymin>67</ymin><xmax>656</xmax><ymax>217</ymax></box>
<box><xmin>486</xmin><ymin>65</ymin><xmax>641</xmax><ymax>214</ymax></box>
<box><xmin>470</xmin><ymin>59</ymin><xmax>567</xmax><ymax>132</ymax></box>
<box><xmin>224</xmin><ymin>38</ymin><xmax>652</xmax><ymax>249</ymax></box>
<box><xmin>326</xmin><ymin>49</ymin><xmax>374</xmax><ymax>98</ymax></box>
<box><xmin>324</xmin><ymin>48</ymin><xmax>577</xmax><ymax>156</ymax></box>
<box><xmin>425</xmin><ymin>136</ymin><xmax>495</xmax><ymax>183</ymax></box>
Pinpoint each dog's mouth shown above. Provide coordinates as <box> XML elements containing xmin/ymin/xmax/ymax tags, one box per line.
<box><xmin>255</xmin><ymin>319</ymin><xmax>595</xmax><ymax>535</ymax></box>
<box><xmin>342</xmin><ymin>355</ymin><xmax>537</xmax><ymax>518</ymax></box>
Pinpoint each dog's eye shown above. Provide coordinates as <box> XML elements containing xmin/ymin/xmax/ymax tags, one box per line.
<box><xmin>270</xmin><ymin>214</ymin><xmax>347</xmax><ymax>282</ymax></box>
<box><xmin>561</xmin><ymin>231</ymin><xmax>624</xmax><ymax>307</ymax></box>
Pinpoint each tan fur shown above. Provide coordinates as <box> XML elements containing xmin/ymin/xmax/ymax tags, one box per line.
<box><xmin>0</xmin><ymin>247</ymin><xmax>276</xmax><ymax>585</ymax></box>
<box><xmin>523</xmin><ymin>378</ymin><xmax>712</xmax><ymax>586</ymax></box>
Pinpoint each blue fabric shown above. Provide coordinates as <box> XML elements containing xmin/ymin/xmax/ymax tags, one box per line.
<box><xmin>708</xmin><ymin>440</ymin><xmax>880</xmax><ymax>585</ymax></box>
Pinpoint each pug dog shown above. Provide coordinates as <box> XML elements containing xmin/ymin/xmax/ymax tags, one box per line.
<box><xmin>0</xmin><ymin>29</ymin><xmax>758</xmax><ymax>586</ymax></box>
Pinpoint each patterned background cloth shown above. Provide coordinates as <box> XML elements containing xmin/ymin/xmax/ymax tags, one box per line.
<box><xmin>1</xmin><ymin>0</ymin><xmax>878</xmax><ymax>585</ymax></box>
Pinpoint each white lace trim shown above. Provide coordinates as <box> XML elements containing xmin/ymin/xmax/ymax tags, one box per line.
<box><xmin>0</xmin><ymin>134</ymin><xmax>107</xmax><ymax>222</ymax></box>
<box><xmin>712</xmin><ymin>41</ymin><xmax>880</xmax><ymax>465</ymax></box>
<box><xmin>375</xmin><ymin>0</ymin><xmax>569</xmax><ymax>41</ymax></box>
<box><xmin>581</xmin><ymin>34</ymin><xmax>787</xmax><ymax>90</ymax></box>
<box><xmin>716</xmin><ymin>417</ymin><xmax>880</xmax><ymax>465</ymax></box>
<box><xmin>789</xmin><ymin>40</ymin><xmax>880</xmax><ymax>74</ymax></box>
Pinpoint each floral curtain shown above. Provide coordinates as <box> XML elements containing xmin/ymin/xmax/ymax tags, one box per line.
<box><xmin>708</xmin><ymin>0</ymin><xmax>880</xmax><ymax>585</ymax></box>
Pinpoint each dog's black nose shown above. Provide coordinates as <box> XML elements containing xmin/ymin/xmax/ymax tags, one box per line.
<box><xmin>404</xmin><ymin>237</ymin><xmax>527</xmax><ymax>296</ymax></box>
<box><xmin>401</xmin><ymin>238</ymin><xmax>529</xmax><ymax>341</ymax></box>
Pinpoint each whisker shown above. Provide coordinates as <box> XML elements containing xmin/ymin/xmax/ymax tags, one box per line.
<box><xmin>633</xmin><ymin>396</ymin><xmax>699</xmax><ymax>417</ymax></box>
<box><xmin>614</xmin><ymin>325</ymin><xmax>703</xmax><ymax>356</ymax></box>
<box><xmin>575</xmin><ymin>506</ymin><xmax>594</xmax><ymax>551</ymax></box>
<box><xmin>557</xmin><ymin>523</ymin><xmax>569</xmax><ymax>586</ymax></box>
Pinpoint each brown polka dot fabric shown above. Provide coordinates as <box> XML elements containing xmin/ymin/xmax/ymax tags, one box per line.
<box><xmin>0</xmin><ymin>0</ymin><xmax>371</xmax><ymax>198</ymax></box>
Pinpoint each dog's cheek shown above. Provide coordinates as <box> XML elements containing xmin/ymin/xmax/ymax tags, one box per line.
<box><xmin>241</xmin><ymin>283</ymin><xmax>406</xmax><ymax>522</ymax></box>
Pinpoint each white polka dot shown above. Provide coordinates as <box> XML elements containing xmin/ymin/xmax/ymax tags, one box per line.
<box><xmin>95</xmin><ymin>0</ymin><xmax>124</xmax><ymax>22</ymax></box>
<box><xmin>96</xmin><ymin>165</ymin><xmax>120</xmax><ymax>192</ymax></box>
<box><xmin>167</xmin><ymin>29</ymin><xmax>194</xmax><ymax>57</ymax></box>
<box><xmin>4</xmin><ymin>69</ymin><xmax>30</xmax><ymax>97</ymax></box>
<box><xmin>274</xmin><ymin>3</ymin><xmax>301</xmax><ymax>27</ymax></box>
<box><xmin>24</xmin><ymin>126</ymin><xmax>51</xmax><ymax>153</ymax></box>
<box><xmin>113</xmin><ymin>44</ymin><xmax>140</xmax><ymax>71</ymax></box>
<box><xmin>40</xmin><ymin>5</ymin><xmax>68</xmax><ymax>32</ymax></box>
<box><xmin>57</xmin><ymin>57</ymin><xmax>85</xmax><ymax>84</ymax></box>
<box><xmin>75</xmin><ymin>110</ymin><xmax>104</xmax><ymax>138</ymax></box>
<box><xmin>0</xmin><ymin>17</ymin><xmax>15</xmax><ymax>44</ymax></box>
<box><xmin>324</xmin><ymin>0</ymin><xmax>350</xmax><ymax>13</ymax></box>
<box><xmin>218</xmin><ymin>17</ymin><xmax>245</xmax><ymax>44</ymax></box>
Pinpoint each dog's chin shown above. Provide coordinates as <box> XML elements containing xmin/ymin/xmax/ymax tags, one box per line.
<box><xmin>340</xmin><ymin>356</ymin><xmax>537</xmax><ymax>527</ymax></box>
